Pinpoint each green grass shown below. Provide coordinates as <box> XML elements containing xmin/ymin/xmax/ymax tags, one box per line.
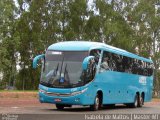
<box><xmin>153</xmin><ymin>96</ymin><xmax>160</xmax><ymax>99</ymax></box>
<box><xmin>0</xmin><ymin>90</ymin><xmax>38</xmax><ymax>92</ymax></box>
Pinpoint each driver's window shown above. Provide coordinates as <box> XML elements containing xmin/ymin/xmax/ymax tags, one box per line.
<box><xmin>89</xmin><ymin>49</ymin><xmax>101</xmax><ymax>64</ymax></box>
<box><xmin>80</xmin><ymin>57</ymin><xmax>96</xmax><ymax>84</ymax></box>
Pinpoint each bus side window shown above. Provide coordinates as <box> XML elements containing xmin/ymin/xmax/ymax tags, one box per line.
<box><xmin>126</xmin><ymin>57</ymin><xmax>132</xmax><ymax>73</ymax></box>
<box><xmin>101</xmin><ymin>51</ymin><xmax>110</xmax><ymax>71</ymax></box>
<box><xmin>143</xmin><ymin>62</ymin><xmax>148</xmax><ymax>76</ymax></box>
<box><xmin>109</xmin><ymin>53</ymin><xmax>117</xmax><ymax>71</ymax></box>
<box><xmin>122</xmin><ymin>56</ymin><xmax>131</xmax><ymax>73</ymax></box>
<box><xmin>147</xmin><ymin>63</ymin><xmax>153</xmax><ymax>76</ymax></box>
<box><xmin>131</xmin><ymin>59</ymin><xmax>139</xmax><ymax>74</ymax></box>
<box><xmin>114</xmin><ymin>54</ymin><xmax>123</xmax><ymax>72</ymax></box>
<box><xmin>138</xmin><ymin>60</ymin><xmax>143</xmax><ymax>75</ymax></box>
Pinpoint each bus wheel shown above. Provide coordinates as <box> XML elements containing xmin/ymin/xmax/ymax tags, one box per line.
<box><xmin>130</xmin><ymin>94</ymin><xmax>138</xmax><ymax>108</ymax></box>
<box><xmin>56</xmin><ymin>104</ymin><xmax>64</xmax><ymax>110</ymax></box>
<box><xmin>90</xmin><ymin>95</ymin><xmax>100</xmax><ymax>111</ymax></box>
<box><xmin>138</xmin><ymin>95</ymin><xmax>144</xmax><ymax>107</ymax></box>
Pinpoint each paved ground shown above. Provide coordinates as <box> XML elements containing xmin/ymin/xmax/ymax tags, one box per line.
<box><xmin>0</xmin><ymin>99</ymin><xmax>160</xmax><ymax>114</ymax></box>
<box><xmin>0</xmin><ymin>98</ymin><xmax>160</xmax><ymax>120</ymax></box>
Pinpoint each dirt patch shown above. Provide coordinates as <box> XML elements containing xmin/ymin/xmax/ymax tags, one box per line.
<box><xmin>0</xmin><ymin>91</ymin><xmax>38</xmax><ymax>99</ymax></box>
<box><xmin>152</xmin><ymin>98</ymin><xmax>160</xmax><ymax>102</ymax></box>
<box><xmin>0</xmin><ymin>92</ymin><xmax>41</xmax><ymax>107</ymax></box>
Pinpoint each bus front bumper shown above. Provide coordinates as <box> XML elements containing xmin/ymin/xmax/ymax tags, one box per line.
<box><xmin>38</xmin><ymin>88</ymin><xmax>92</xmax><ymax>105</ymax></box>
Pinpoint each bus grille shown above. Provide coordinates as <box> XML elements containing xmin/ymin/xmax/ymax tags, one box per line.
<box><xmin>45</xmin><ymin>92</ymin><xmax>71</xmax><ymax>97</ymax></box>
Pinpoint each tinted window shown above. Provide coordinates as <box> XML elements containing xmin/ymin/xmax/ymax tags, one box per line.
<box><xmin>101</xmin><ymin>51</ymin><xmax>153</xmax><ymax>76</ymax></box>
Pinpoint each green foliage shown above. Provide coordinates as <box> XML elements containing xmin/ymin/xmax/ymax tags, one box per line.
<box><xmin>0</xmin><ymin>0</ymin><xmax>160</xmax><ymax>91</ymax></box>
<box><xmin>125</xmin><ymin>0</ymin><xmax>160</xmax><ymax>93</ymax></box>
<box><xmin>0</xmin><ymin>0</ymin><xmax>19</xmax><ymax>89</ymax></box>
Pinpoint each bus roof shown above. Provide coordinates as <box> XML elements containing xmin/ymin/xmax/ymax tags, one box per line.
<box><xmin>48</xmin><ymin>41</ymin><xmax>153</xmax><ymax>63</ymax></box>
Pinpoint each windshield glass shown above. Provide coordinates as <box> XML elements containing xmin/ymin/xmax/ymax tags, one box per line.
<box><xmin>40</xmin><ymin>51</ymin><xmax>88</xmax><ymax>88</ymax></box>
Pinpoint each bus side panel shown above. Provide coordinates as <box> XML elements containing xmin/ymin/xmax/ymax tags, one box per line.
<box><xmin>144</xmin><ymin>76</ymin><xmax>153</xmax><ymax>102</ymax></box>
<box><xmin>94</xmin><ymin>71</ymin><xmax>153</xmax><ymax>104</ymax></box>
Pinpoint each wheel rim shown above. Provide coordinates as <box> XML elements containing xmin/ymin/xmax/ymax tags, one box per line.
<box><xmin>140</xmin><ymin>96</ymin><xmax>144</xmax><ymax>105</ymax></box>
<box><xmin>95</xmin><ymin>97</ymin><xmax>99</xmax><ymax>110</ymax></box>
<box><xmin>135</xmin><ymin>96</ymin><xmax>138</xmax><ymax>107</ymax></box>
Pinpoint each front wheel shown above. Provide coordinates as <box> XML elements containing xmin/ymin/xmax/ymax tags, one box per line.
<box><xmin>56</xmin><ymin>104</ymin><xmax>64</xmax><ymax>110</ymax></box>
<box><xmin>90</xmin><ymin>95</ymin><xmax>100</xmax><ymax>111</ymax></box>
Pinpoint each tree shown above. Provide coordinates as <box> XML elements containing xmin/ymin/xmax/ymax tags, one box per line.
<box><xmin>0</xmin><ymin>0</ymin><xmax>19</xmax><ymax>89</ymax></box>
<box><xmin>124</xmin><ymin>0</ymin><xmax>160</xmax><ymax>96</ymax></box>
<box><xmin>0</xmin><ymin>0</ymin><xmax>159</xmax><ymax>91</ymax></box>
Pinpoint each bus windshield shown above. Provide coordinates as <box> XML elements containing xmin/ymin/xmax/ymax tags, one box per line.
<box><xmin>40</xmin><ymin>51</ymin><xmax>88</xmax><ymax>88</ymax></box>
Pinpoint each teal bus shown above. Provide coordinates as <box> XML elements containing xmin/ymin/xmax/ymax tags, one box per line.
<box><xmin>33</xmin><ymin>41</ymin><xmax>153</xmax><ymax>111</ymax></box>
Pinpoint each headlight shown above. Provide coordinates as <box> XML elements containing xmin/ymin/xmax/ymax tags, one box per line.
<box><xmin>71</xmin><ymin>88</ymin><xmax>88</xmax><ymax>96</ymax></box>
<box><xmin>39</xmin><ymin>88</ymin><xmax>46</xmax><ymax>93</ymax></box>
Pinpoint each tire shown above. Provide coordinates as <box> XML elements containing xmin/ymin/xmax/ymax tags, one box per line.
<box><xmin>90</xmin><ymin>94</ymin><xmax>100</xmax><ymax>111</ymax></box>
<box><xmin>129</xmin><ymin>94</ymin><xmax>138</xmax><ymax>108</ymax></box>
<box><xmin>137</xmin><ymin>95</ymin><xmax>144</xmax><ymax>107</ymax></box>
<box><xmin>56</xmin><ymin>104</ymin><xmax>64</xmax><ymax>110</ymax></box>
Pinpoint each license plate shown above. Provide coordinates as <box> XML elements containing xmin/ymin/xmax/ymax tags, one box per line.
<box><xmin>54</xmin><ymin>98</ymin><xmax>61</xmax><ymax>102</ymax></box>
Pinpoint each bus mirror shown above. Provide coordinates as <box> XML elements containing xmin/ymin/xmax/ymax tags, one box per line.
<box><xmin>82</xmin><ymin>56</ymin><xmax>95</xmax><ymax>70</ymax></box>
<box><xmin>33</xmin><ymin>54</ymin><xmax>45</xmax><ymax>69</ymax></box>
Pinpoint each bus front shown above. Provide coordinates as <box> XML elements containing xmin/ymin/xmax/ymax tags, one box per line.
<box><xmin>35</xmin><ymin>50</ymin><xmax>95</xmax><ymax>109</ymax></box>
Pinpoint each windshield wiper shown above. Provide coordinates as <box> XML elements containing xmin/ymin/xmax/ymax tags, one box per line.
<box><xmin>53</xmin><ymin>63</ymin><xmax>59</xmax><ymax>76</ymax></box>
<box><xmin>47</xmin><ymin>63</ymin><xmax>59</xmax><ymax>84</ymax></box>
<box><xmin>59</xmin><ymin>56</ymin><xmax>64</xmax><ymax>83</ymax></box>
<box><xmin>64</xmin><ymin>63</ymin><xmax>70</xmax><ymax>85</ymax></box>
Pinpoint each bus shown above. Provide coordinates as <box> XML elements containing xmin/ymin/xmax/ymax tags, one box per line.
<box><xmin>33</xmin><ymin>41</ymin><xmax>154</xmax><ymax>111</ymax></box>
